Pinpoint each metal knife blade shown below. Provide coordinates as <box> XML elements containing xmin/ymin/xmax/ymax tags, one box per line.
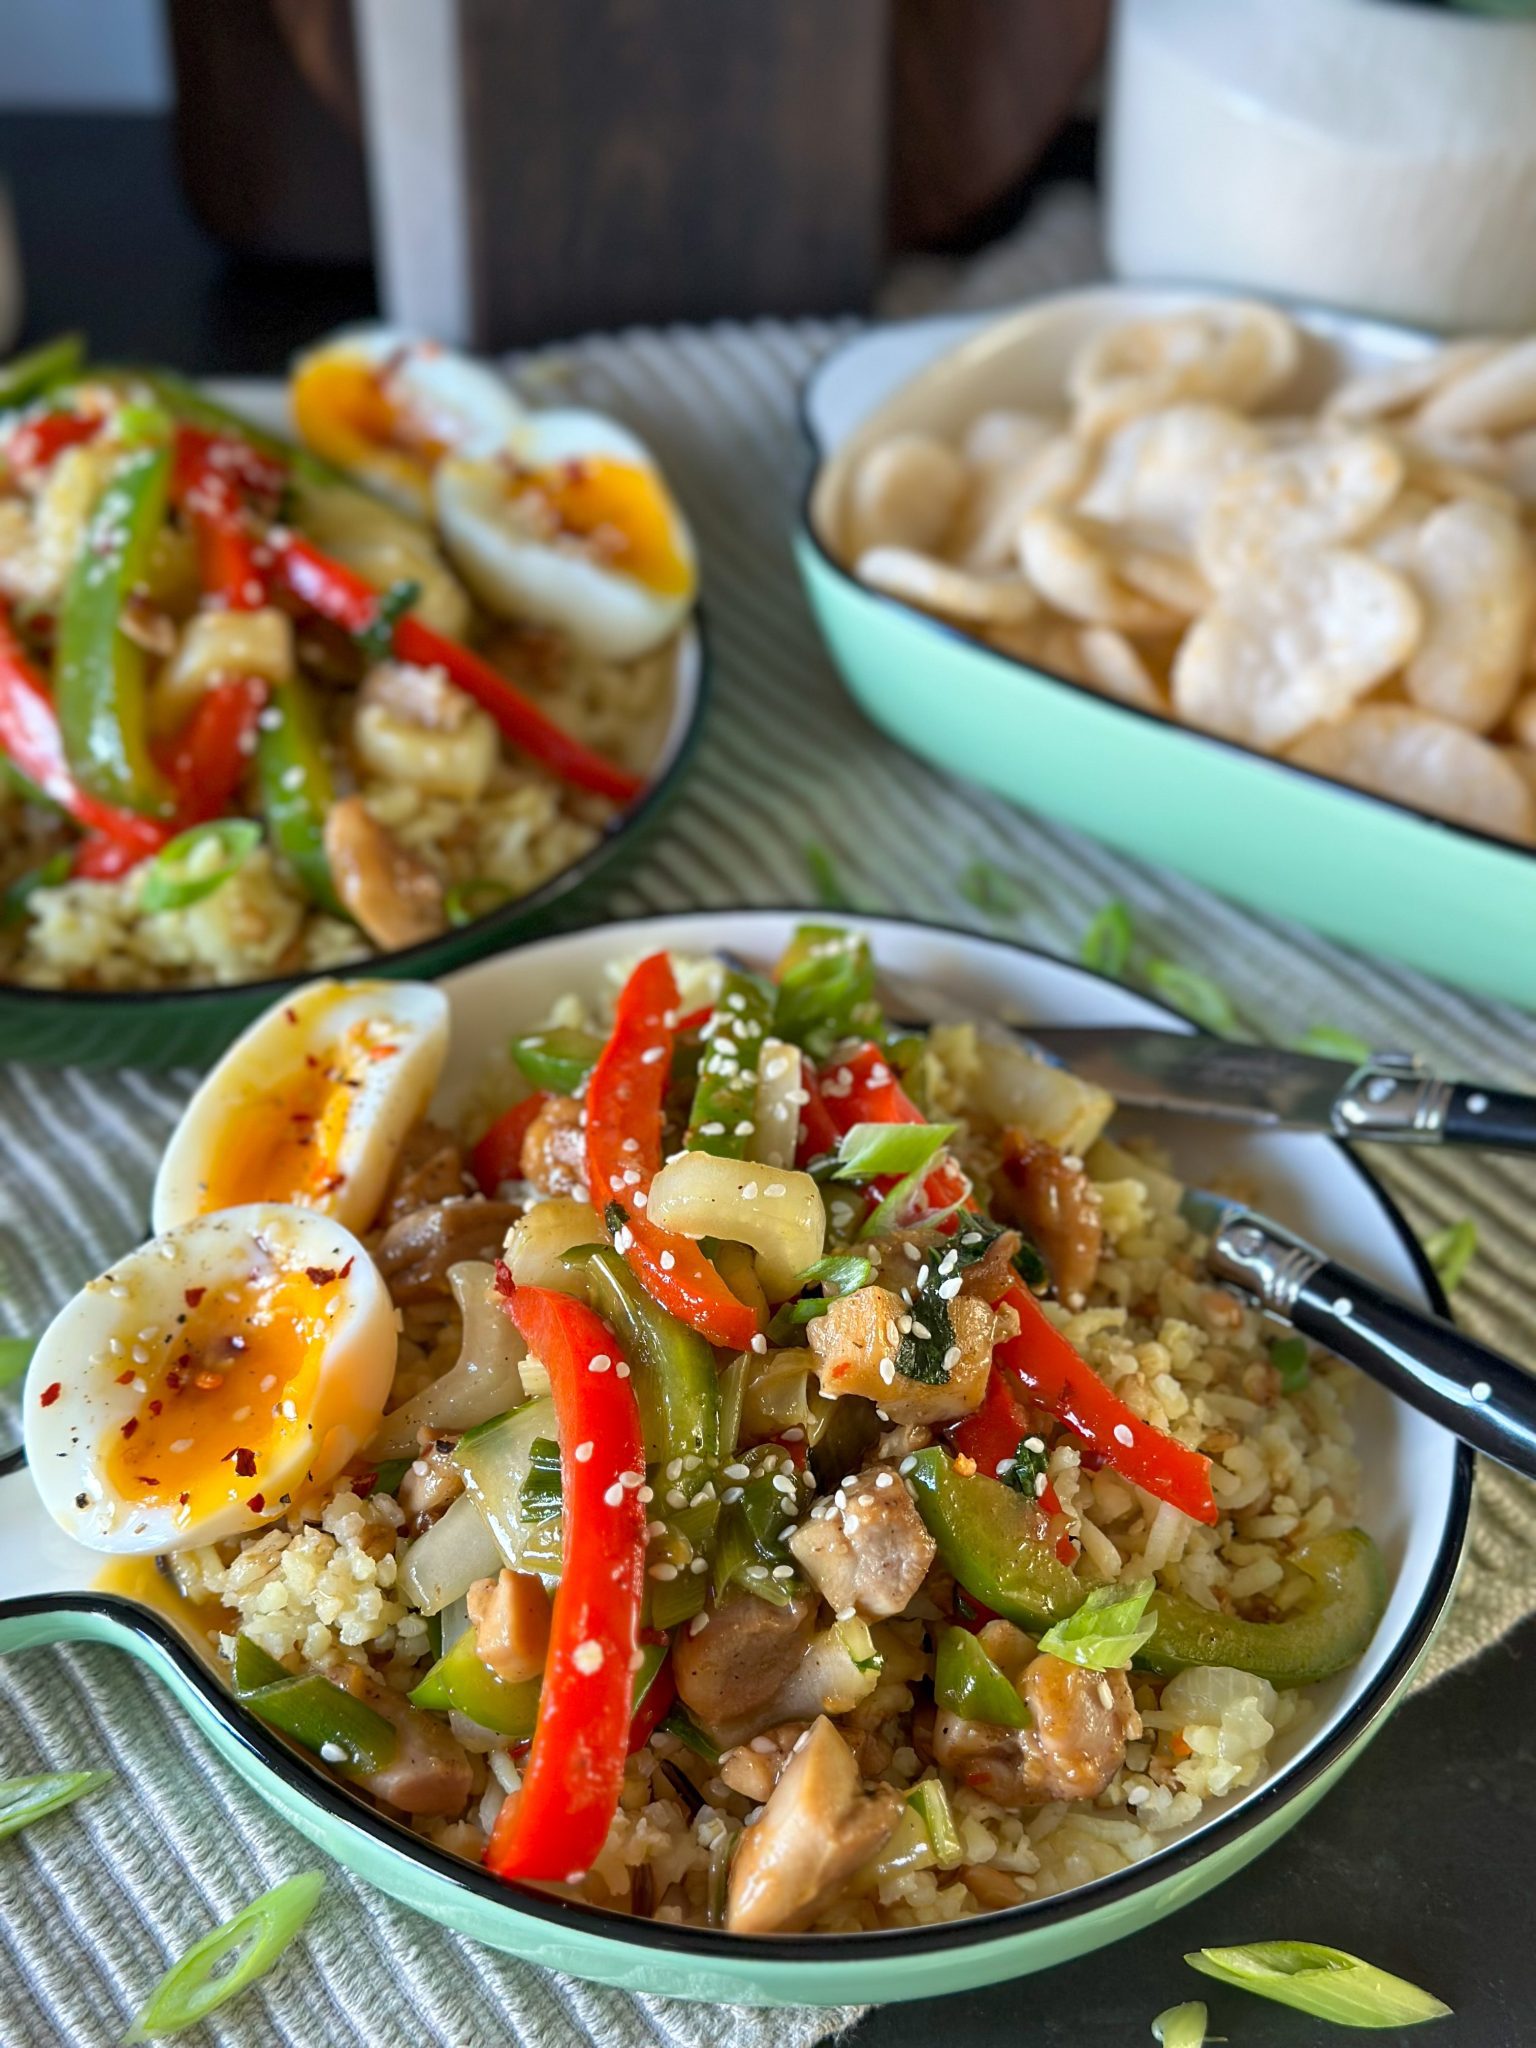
<box><xmin>1021</xmin><ymin>1028</ymin><xmax>1366</xmax><ymax>1131</ymax></box>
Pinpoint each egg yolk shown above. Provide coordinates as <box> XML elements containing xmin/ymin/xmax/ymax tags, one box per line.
<box><xmin>291</xmin><ymin>353</ymin><xmax>445</xmax><ymax>501</ymax></box>
<box><xmin>196</xmin><ymin>1016</ymin><xmax>400</xmax><ymax>1216</ymax></box>
<box><xmin>511</xmin><ymin>457</ymin><xmax>692</xmax><ymax>596</ymax></box>
<box><xmin>101</xmin><ymin>1265</ymin><xmax>350</xmax><ymax>1529</ymax></box>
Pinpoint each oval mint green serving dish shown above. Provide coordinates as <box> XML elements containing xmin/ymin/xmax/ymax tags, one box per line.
<box><xmin>0</xmin><ymin>910</ymin><xmax>1469</xmax><ymax>2006</ymax></box>
<box><xmin>795</xmin><ymin>288</ymin><xmax>1536</xmax><ymax>1009</ymax></box>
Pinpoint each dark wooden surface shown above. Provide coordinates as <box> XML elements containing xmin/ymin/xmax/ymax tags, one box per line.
<box><xmin>0</xmin><ymin>111</ymin><xmax>1530</xmax><ymax>2048</ymax></box>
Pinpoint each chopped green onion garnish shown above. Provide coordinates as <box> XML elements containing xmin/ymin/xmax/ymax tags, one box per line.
<box><xmin>1145</xmin><ymin>959</ymin><xmax>1244</xmax><ymax>1039</ymax></box>
<box><xmin>366</xmin><ymin>1456</ymin><xmax>411</xmax><ymax>1496</ymax></box>
<box><xmin>0</xmin><ymin>1334</ymin><xmax>37</xmax><ymax>1387</ymax></box>
<box><xmin>1037</xmin><ymin>1579</ymin><xmax>1156</xmax><ymax>1670</ymax></box>
<box><xmin>833</xmin><ymin>1121</ymin><xmax>956</xmax><ymax>1182</ymax></box>
<box><xmin>2</xmin><ymin>850</ymin><xmax>72</xmax><ymax>927</ymax></box>
<box><xmin>444</xmin><ymin>877</ymin><xmax>514</xmax><ymax>927</ymax></box>
<box><xmin>123</xmin><ymin>1870</ymin><xmax>325</xmax><ymax>2041</ymax></box>
<box><xmin>139</xmin><ymin>820</ymin><xmax>261</xmax><ymax>915</ymax></box>
<box><xmin>1150</xmin><ymin>2000</ymin><xmax>1207</xmax><ymax>2047</ymax></box>
<box><xmin>804</xmin><ymin>842</ymin><xmax>852</xmax><ymax>911</ymax></box>
<box><xmin>958</xmin><ymin>858</ymin><xmax>1026</xmax><ymax>919</ymax></box>
<box><xmin>1296</xmin><ymin>1025</ymin><xmax>1373</xmax><ymax>1064</ymax></box>
<box><xmin>906</xmin><ymin>1777</ymin><xmax>964</xmax><ymax>1868</ymax></box>
<box><xmin>1425</xmin><ymin>1218</ymin><xmax>1477</xmax><ymax>1294</ymax></box>
<box><xmin>0</xmin><ymin>1768</ymin><xmax>112</xmax><ymax>1841</ymax></box>
<box><xmin>795</xmin><ymin>1252</ymin><xmax>874</xmax><ymax>1297</ymax></box>
<box><xmin>659</xmin><ymin>1702</ymin><xmax>720</xmax><ymax>1763</ymax></box>
<box><xmin>1081</xmin><ymin>899</ymin><xmax>1133</xmax><ymax>977</ymax></box>
<box><xmin>1270</xmin><ymin>1335</ymin><xmax>1310</xmax><ymax>1394</ymax></box>
<box><xmin>1185</xmin><ymin>1941</ymin><xmax>1451</xmax><ymax>2028</ymax></box>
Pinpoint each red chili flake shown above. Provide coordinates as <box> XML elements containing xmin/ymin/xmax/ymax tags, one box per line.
<box><xmin>184</xmin><ymin>1287</ymin><xmax>206</xmax><ymax>1308</ymax></box>
<box><xmin>304</xmin><ymin>1053</ymin><xmax>320</xmax><ymax>1069</ymax></box>
<box><xmin>115</xmin><ymin>1369</ymin><xmax>136</xmax><ymax>1385</ymax></box>
<box><xmin>315</xmin><ymin>1171</ymin><xmax>347</xmax><ymax>1194</ymax></box>
<box><xmin>178</xmin><ymin>1492</ymin><xmax>190</xmax><ymax>1506</ymax></box>
<box><xmin>339</xmin><ymin>1256</ymin><xmax>354</xmax><ymax>1279</ymax></box>
<box><xmin>166</xmin><ymin>1370</ymin><xmax>184</xmax><ymax>1391</ymax></box>
<box><xmin>39</xmin><ymin>1382</ymin><xmax>61</xmax><ymax>1407</ymax></box>
<box><xmin>148</xmin><ymin>1399</ymin><xmax>163</xmax><ymax>1417</ymax></box>
<box><xmin>284</xmin><ymin>1006</ymin><xmax>299</xmax><ymax>1024</ymax></box>
<box><xmin>120</xmin><ymin>1416</ymin><xmax>139</xmax><ymax>1439</ymax></box>
<box><xmin>305</xmin><ymin>1265</ymin><xmax>337</xmax><ymax>1287</ymax></box>
<box><xmin>494</xmin><ymin>1258</ymin><xmax>516</xmax><ymax>1299</ymax></box>
<box><xmin>246</xmin><ymin>1493</ymin><xmax>265</xmax><ymax>1512</ymax></box>
<box><xmin>222</xmin><ymin>1446</ymin><xmax>257</xmax><ymax>1477</ymax></box>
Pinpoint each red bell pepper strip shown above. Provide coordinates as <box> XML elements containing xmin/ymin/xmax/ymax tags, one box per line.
<box><xmin>0</xmin><ymin>599</ymin><xmax>169</xmax><ymax>866</ymax></box>
<box><xmin>585</xmin><ymin>952</ymin><xmax>762</xmax><ymax>1352</ymax></box>
<box><xmin>485</xmin><ymin>1285</ymin><xmax>646</xmax><ymax>1884</ymax></box>
<box><xmin>995</xmin><ymin>1283</ymin><xmax>1218</xmax><ymax>1525</ymax></box>
<box><xmin>267</xmin><ymin>532</ymin><xmax>643</xmax><ymax>805</ymax></box>
<box><xmin>816</xmin><ymin>1041</ymin><xmax>972</xmax><ymax>1219</ymax></box>
<box><xmin>626</xmin><ymin>1655</ymin><xmax>676</xmax><ymax>1755</ymax></box>
<box><xmin>157</xmin><ymin>674</ymin><xmax>267</xmax><ymax>825</ymax></box>
<box><xmin>470</xmin><ymin>1092</ymin><xmax>549</xmax><ymax>1196</ymax></box>
<box><xmin>793</xmin><ymin>1057</ymin><xmax>840</xmax><ymax>1168</ymax></box>
<box><xmin>5</xmin><ymin>410</ymin><xmax>102</xmax><ymax>476</ymax></box>
<box><xmin>172</xmin><ymin>425</ymin><xmax>281</xmax><ymax>611</ymax></box>
<box><xmin>949</xmin><ymin>1360</ymin><xmax>1075</xmax><ymax>1564</ymax></box>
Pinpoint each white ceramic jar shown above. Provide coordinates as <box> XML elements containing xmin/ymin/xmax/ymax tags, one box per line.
<box><xmin>1105</xmin><ymin>0</ymin><xmax>1536</xmax><ymax>332</ymax></box>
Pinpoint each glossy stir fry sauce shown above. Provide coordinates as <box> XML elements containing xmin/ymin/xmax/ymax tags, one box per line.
<box><xmin>25</xmin><ymin>926</ymin><xmax>1389</xmax><ymax>1933</ymax></box>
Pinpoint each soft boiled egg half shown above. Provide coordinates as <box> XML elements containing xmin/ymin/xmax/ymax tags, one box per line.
<box><xmin>290</xmin><ymin>324</ymin><xmax>527</xmax><ymax>516</ymax></box>
<box><xmin>434</xmin><ymin>409</ymin><xmax>697</xmax><ymax>660</ymax></box>
<box><xmin>153</xmin><ymin>979</ymin><xmax>450</xmax><ymax>1238</ymax></box>
<box><xmin>25</xmin><ymin>1204</ymin><xmax>396</xmax><ymax>1553</ymax></box>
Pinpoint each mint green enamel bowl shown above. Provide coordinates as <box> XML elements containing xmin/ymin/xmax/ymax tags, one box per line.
<box><xmin>0</xmin><ymin>911</ymin><xmax>1469</xmax><ymax>2005</ymax></box>
<box><xmin>797</xmin><ymin>289</ymin><xmax>1536</xmax><ymax>1009</ymax></box>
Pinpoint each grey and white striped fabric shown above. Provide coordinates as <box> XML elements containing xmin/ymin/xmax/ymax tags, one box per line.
<box><xmin>5</xmin><ymin>194</ymin><xmax>1536</xmax><ymax>2043</ymax></box>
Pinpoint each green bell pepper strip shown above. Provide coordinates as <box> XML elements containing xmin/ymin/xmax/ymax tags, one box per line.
<box><xmin>771</xmin><ymin>923</ymin><xmax>882</xmax><ymax>1060</ymax></box>
<box><xmin>1139</xmin><ymin>1527</ymin><xmax>1388</xmax><ymax>1689</ymax></box>
<box><xmin>0</xmin><ymin>332</ymin><xmax>85</xmax><ymax>411</ymax></box>
<box><xmin>54</xmin><ymin>442</ymin><xmax>173</xmax><ymax>813</ymax></box>
<box><xmin>254</xmin><ymin>674</ymin><xmax>345</xmax><ymax>915</ymax></box>
<box><xmin>231</xmin><ymin>1634</ymin><xmax>397</xmax><ymax>1773</ymax></box>
<box><xmin>685</xmin><ymin>968</ymin><xmax>775</xmax><ymax>1158</ymax></box>
<box><xmin>410</xmin><ymin>1626</ymin><xmax>542</xmax><ymax>1739</ymax></box>
<box><xmin>933</xmin><ymin>1624</ymin><xmax>1031</xmax><ymax>1729</ymax></box>
<box><xmin>511</xmin><ymin>1025</ymin><xmax>604</xmax><ymax>1096</ymax></box>
<box><xmin>907</xmin><ymin>1447</ymin><xmax>1087</xmax><ymax>1631</ymax></box>
<box><xmin>568</xmin><ymin>1243</ymin><xmax>719</xmax><ymax>1467</ymax></box>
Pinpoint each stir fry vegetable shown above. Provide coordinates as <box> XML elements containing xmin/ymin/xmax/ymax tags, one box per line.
<box><xmin>0</xmin><ymin>1767</ymin><xmax>112</xmax><ymax>1840</ymax></box>
<box><xmin>122</xmin><ymin>1871</ymin><xmax>325</xmax><ymax>2042</ymax></box>
<box><xmin>1185</xmin><ymin>1942</ymin><xmax>1450</xmax><ymax>2028</ymax></box>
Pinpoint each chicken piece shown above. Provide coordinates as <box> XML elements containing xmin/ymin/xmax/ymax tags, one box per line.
<box><xmin>381</xmin><ymin>1120</ymin><xmax>469</xmax><ymax>1227</ymax></box>
<box><xmin>374</xmin><ymin>1199</ymin><xmax>523</xmax><ymax>1299</ymax></box>
<box><xmin>396</xmin><ymin>1440</ymin><xmax>462</xmax><ymax>1530</ymax></box>
<box><xmin>932</xmin><ymin>1649</ymin><xmax>1141</xmax><ymax>1807</ymax></box>
<box><xmin>466</xmin><ymin>1568</ymin><xmax>552</xmax><ymax>1685</ymax></box>
<box><xmin>335</xmin><ymin>1665</ymin><xmax>474</xmax><ymax>1816</ymax></box>
<box><xmin>726</xmin><ymin>1716</ymin><xmax>903</xmax><ymax>1935</ymax></box>
<box><xmin>787</xmin><ymin>1465</ymin><xmax>936</xmax><ymax>1621</ymax></box>
<box><xmin>866</xmin><ymin>1226</ymin><xmax>1023</xmax><ymax>1306</ymax></box>
<box><xmin>717</xmin><ymin>1720</ymin><xmax>810</xmax><ymax>1806</ymax></box>
<box><xmin>807</xmin><ymin>1285</ymin><xmax>996</xmax><ymax>1425</ymax></box>
<box><xmin>323</xmin><ymin>794</ymin><xmax>447</xmax><ymax>952</ymax></box>
<box><xmin>995</xmin><ymin>1132</ymin><xmax>1103</xmax><ymax>1306</ymax></box>
<box><xmin>520</xmin><ymin>1093</ymin><xmax>588</xmax><ymax>1198</ymax></box>
<box><xmin>672</xmin><ymin>1589</ymin><xmax>817</xmax><ymax>1738</ymax></box>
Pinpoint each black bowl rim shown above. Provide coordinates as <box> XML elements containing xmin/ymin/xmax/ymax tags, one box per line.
<box><xmin>0</xmin><ymin>616</ymin><xmax>710</xmax><ymax>1013</ymax></box>
<box><xmin>0</xmin><ymin>906</ymin><xmax>1474</xmax><ymax>1969</ymax></box>
<box><xmin>796</xmin><ymin>299</ymin><xmax>1536</xmax><ymax>872</ymax></box>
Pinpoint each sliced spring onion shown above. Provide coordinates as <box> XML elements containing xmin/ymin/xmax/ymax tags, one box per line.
<box><xmin>444</xmin><ymin>877</ymin><xmax>514</xmax><ymax>927</ymax></box>
<box><xmin>771</xmin><ymin>924</ymin><xmax>882</xmax><ymax>1060</ymax></box>
<box><xmin>804</xmin><ymin>841</ymin><xmax>851</xmax><ymax>910</ymax></box>
<box><xmin>355</xmin><ymin>576</ymin><xmax>421</xmax><ymax>663</ymax></box>
<box><xmin>658</xmin><ymin>1703</ymin><xmax>720</xmax><ymax>1764</ymax></box>
<box><xmin>1150</xmin><ymin>2000</ymin><xmax>1207</xmax><ymax>2047</ymax></box>
<box><xmin>0</xmin><ymin>1768</ymin><xmax>112</xmax><ymax>1841</ymax></box>
<box><xmin>1425</xmin><ymin>1218</ymin><xmax>1477</xmax><ymax>1294</ymax></box>
<box><xmin>796</xmin><ymin>1252</ymin><xmax>875</xmax><ymax>1296</ymax></box>
<box><xmin>1037</xmin><ymin>1578</ymin><xmax>1157</xmax><ymax>1670</ymax></box>
<box><xmin>366</xmin><ymin>1456</ymin><xmax>412</xmax><ymax>1496</ymax></box>
<box><xmin>510</xmin><ymin>1025</ymin><xmax>604</xmax><ymax>1096</ymax></box>
<box><xmin>1270</xmin><ymin>1335</ymin><xmax>1310</xmax><ymax>1395</ymax></box>
<box><xmin>906</xmin><ymin>1777</ymin><xmax>964</xmax><ymax>1869</ymax></box>
<box><xmin>1</xmin><ymin>850</ymin><xmax>72</xmax><ymax>927</ymax></box>
<box><xmin>1081</xmin><ymin>899</ymin><xmax>1133</xmax><ymax>977</ymax></box>
<box><xmin>139</xmin><ymin>820</ymin><xmax>261</xmax><ymax>915</ymax></box>
<box><xmin>1185</xmin><ymin>1941</ymin><xmax>1451</xmax><ymax>2028</ymax></box>
<box><xmin>1296</xmin><ymin>1024</ymin><xmax>1373</xmax><ymax>1064</ymax></box>
<box><xmin>957</xmin><ymin>858</ymin><xmax>1026</xmax><ymax>919</ymax></box>
<box><xmin>122</xmin><ymin>1870</ymin><xmax>325</xmax><ymax>2042</ymax></box>
<box><xmin>833</xmin><ymin>1120</ymin><xmax>956</xmax><ymax>1181</ymax></box>
<box><xmin>0</xmin><ymin>1333</ymin><xmax>37</xmax><ymax>1387</ymax></box>
<box><xmin>1144</xmin><ymin>959</ymin><xmax>1244</xmax><ymax>1039</ymax></box>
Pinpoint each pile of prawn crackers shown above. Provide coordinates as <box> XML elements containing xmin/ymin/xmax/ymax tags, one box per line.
<box><xmin>842</xmin><ymin>302</ymin><xmax>1536</xmax><ymax>844</ymax></box>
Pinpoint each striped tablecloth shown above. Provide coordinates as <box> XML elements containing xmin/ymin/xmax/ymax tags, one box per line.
<box><xmin>4</xmin><ymin>190</ymin><xmax>1536</xmax><ymax>2046</ymax></box>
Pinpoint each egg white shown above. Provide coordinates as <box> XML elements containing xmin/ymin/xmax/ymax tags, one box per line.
<box><xmin>24</xmin><ymin>1205</ymin><xmax>397</xmax><ymax>1553</ymax></box>
<box><xmin>152</xmin><ymin>979</ymin><xmax>450</xmax><ymax>1237</ymax></box>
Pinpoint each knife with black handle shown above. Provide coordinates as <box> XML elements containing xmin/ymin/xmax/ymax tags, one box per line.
<box><xmin>1185</xmin><ymin>1190</ymin><xmax>1536</xmax><ymax>1479</ymax></box>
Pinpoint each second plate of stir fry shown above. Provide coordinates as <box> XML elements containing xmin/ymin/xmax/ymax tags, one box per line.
<box><xmin>25</xmin><ymin>922</ymin><xmax>1388</xmax><ymax>1935</ymax></box>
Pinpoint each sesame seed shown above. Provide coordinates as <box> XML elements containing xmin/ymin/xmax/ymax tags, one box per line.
<box><xmin>572</xmin><ymin>1639</ymin><xmax>604</xmax><ymax>1674</ymax></box>
<box><xmin>649</xmin><ymin>1563</ymin><xmax>679</xmax><ymax>1582</ymax></box>
<box><xmin>640</xmin><ymin>1046</ymin><xmax>665</xmax><ymax>1065</ymax></box>
<box><xmin>750</xmin><ymin>1333</ymin><xmax>768</xmax><ymax>1355</ymax></box>
<box><xmin>589</xmin><ymin>1353</ymin><xmax>612</xmax><ymax>1374</ymax></box>
<box><xmin>603</xmin><ymin>1483</ymin><xmax>624</xmax><ymax>1506</ymax></box>
<box><xmin>690</xmin><ymin>1556</ymin><xmax>708</xmax><ymax>1574</ymax></box>
<box><xmin>659</xmin><ymin>1251</ymin><xmax>675</xmax><ymax>1271</ymax></box>
<box><xmin>1113</xmin><ymin>1423</ymin><xmax>1135</xmax><ymax>1447</ymax></box>
<box><xmin>169</xmin><ymin>1438</ymin><xmax>193</xmax><ymax>1455</ymax></box>
<box><xmin>320</xmin><ymin>1742</ymin><xmax>347</xmax><ymax>1764</ymax></box>
<box><xmin>764</xmin><ymin>1182</ymin><xmax>785</xmax><ymax>1198</ymax></box>
<box><xmin>723</xmin><ymin>1463</ymin><xmax>750</xmax><ymax>1481</ymax></box>
<box><xmin>936</xmin><ymin>1277</ymin><xmax>962</xmax><ymax>1301</ymax></box>
<box><xmin>1034</xmin><ymin>1473</ymin><xmax>1049</xmax><ymax>1497</ymax></box>
<box><xmin>771</xmin><ymin>1564</ymin><xmax>794</xmax><ymax>1580</ymax></box>
<box><xmin>688</xmin><ymin>1612</ymin><xmax>710</xmax><ymax>1636</ymax></box>
<box><xmin>574</xmin><ymin>1441</ymin><xmax>594</xmax><ymax>1463</ymax></box>
<box><xmin>1025</xmin><ymin>1436</ymin><xmax>1045</xmax><ymax>1452</ymax></box>
<box><xmin>721</xmin><ymin>1487</ymin><xmax>743</xmax><ymax>1505</ymax></box>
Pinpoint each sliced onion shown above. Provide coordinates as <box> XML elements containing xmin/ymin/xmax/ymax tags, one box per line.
<box><xmin>369</xmin><ymin>1260</ymin><xmax>526</xmax><ymax>1458</ymax></box>
<box><xmin>398</xmin><ymin>1490</ymin><xmax>502</xmax><ymax>1615</ymax></box>
<box><xmin>750</xmin><ymin>1036</ymin><xmax>801</xmax><ymax>1170</ymax></box>
<box><xmin>645</xmin><ymin>1151</ymin><xmax>823</xmax><ymax>1300</ymax></box>
<box><xmin>502</xmin><ymin>1196</ymin><xmax>603</xmax><ymax>1294</ymax></box>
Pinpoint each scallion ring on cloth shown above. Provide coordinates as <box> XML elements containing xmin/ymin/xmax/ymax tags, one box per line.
<box><xmin>832</xmin><ymin>1120</ymin><xmax>956</xmax><ymax>1182</ymax></box>
<box><xmin>0</xmin><ymin>1333</ymin><xmax>37</xmax><ymax>1387</ymax></box>
<box><xmin>958</xmin><ymin>857</ymin><xmax>1026</xmax><ymax>920</ymax></box>
<box><xmin>444</xmin><ymin>877</ymin><xmax>515</xmax><ymax>927</ymax></box>
<box><xmin>1144</xmin><ymin>959</ymin><xmax>1244</xmax><ymax>1040</ymax></box>
<box><xmin>1296</xmin><ymin>1024</ymin><xmax>1373</xmax><ymax>1063</ymax></box>
<box><xmin>1150</xmin><ymin>2001</ymin><xmax>1206</xmax><ymax>2047</ymax></box>
<box><xmin>1185</xmin><ymin>1941</ymin><xmax>1451</xmax><ymax>2028</ymax></box>
<box><xmin>1080</xmin><ymin>899</ymin><xmax>1133</xmax><ymax>978</ymax></box>
<box><xmin>1037</xmin><ymin>1579</ymin><xmax>1156</xmax><ymax>1671</ymax></box>
<box><xmin>1425</xmin><ymin>1218</ymin><xmax>1477</xmax><ymax>1295</ymax></box>
<box><xmin>138</xmin><ymin>819</ymin><xmax>261</xmax><ymax>914</ymax></box>
<box><xmin>123</xmin><ymin>1871</ymin><xmax>325</xmax><ymax>2041</ymax></box>
<box><xmin>0</xmin><ymin>1768</ymin><xmax>112</xmax><ymax>1841</ymax></box>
